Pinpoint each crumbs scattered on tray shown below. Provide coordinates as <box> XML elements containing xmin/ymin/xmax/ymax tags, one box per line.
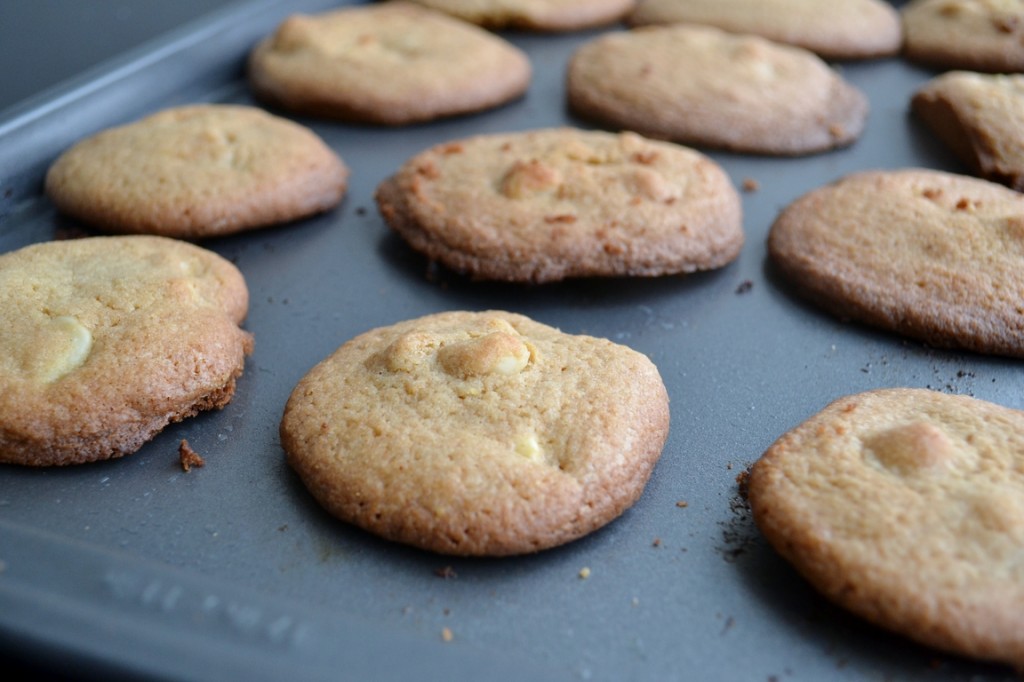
<box><xmin>434</xmin><ymin>565</ymin><xmax>457</xmax><ymax>579</ymax></box>
<box><xmin>735</xmin><ymin>280</ymin><xmax>753</xmax><ymax>295</ymax></box>
<box><xmin>676</xmin><ymin>499</ymin><xmax>689</xmax><ymax>508</ymax></box>
<box><xmin>741</xmin><ymin>178</ymin><xmax>760</xmax><ymax>193</ymax></box>
<box><xmin>716</xmin><ymin>464</ymin><xmax>757</xmax><ymax>563</ymax></box>
<box><xmin>178</xmin><ymin>439</ymin><xmax>205</xmax><ymax>472</ymax></box>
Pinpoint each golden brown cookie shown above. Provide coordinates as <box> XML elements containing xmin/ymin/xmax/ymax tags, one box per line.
<box><xmin>375</xmin><ymin>128</ymin><xmax>743</xmax><ymax>283</ymax></box>
<box><xmin>0</xmin><ymin>236</ymin><xmax>253</xmax><ymax>466</ymax></box>
<box><xmin>280</xmin><ymin>310</ymin><xmax>670</xmax><ymax>556</ymax></box>
<box><xmin>768</xmin><ymin>169</ymin><xmax>1024</xmax><ymax>357</ymax></box>
<box><xmin>628</xmin><ymin>0</ymin><xmax>901</xmax><ymax>60</ymax></box>
<box><xmin>566</xmin><ymin>25</ymin><xmax>868</xmax><ymax>156</ymax></box>
<box><xmin>45</xmin><ymin>104</ymin><xmax>348</xmax><ymax>239</ymax></box>
<box><xmin>912</xmin><ymin>71</ymin><xmax>1024</xmax><ymax>191</ymax></box>
<box><xmin>902</xmin><ymin>0</ymin><xmax>1024</xmax><ymax>73</ymax></box>
<box><xmin>748</xmin><ymin>388</ymin><xmax>1024</xmax><ymax>669</ymax></box>
<box><xmin>248</xmin><ymin>2</ymin><xmax>530</xmax><ymax>124</ymax></box>
<box><xmin>398</xmin><ymin>0</ymin><xmax>635</xmax><ymax>31</ymax></box>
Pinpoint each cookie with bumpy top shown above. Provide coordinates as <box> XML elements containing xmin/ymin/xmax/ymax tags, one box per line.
<box><xmin>248</xmin><ymin>2</ymin><xmax>530</xmax><ymax>124</ymax></box>
<box><xmin>902</xmin><ymin>0</ymin><xmax>1024</xmax><ymax>73</ymax></box>
<box><xmin>748</xmin><ymin>388</ymin><xmax>1024</xmax><ymax>669</ymax></box>
<box><xmin>280</xmin><ymin>310</ymin><xmax>670</xmax><ymax>556</ymax></box>
<box><xmin>45</xmin><ymin>104</ymin><xmax>348</xmax><ymax>239</ymax></box>
<box><xmin>567</xmin><ymin>25</ymin><xmax>868</xmax><ymax>156</ymax></box>
<box><xmin>628</xmin><ymin>0</ymin><xmax>901</xmax><ymax>60</ymax></box>
<box><xmin>912</xmin><ymin>71</ymin><xmax>1024</xmax><ymax>192</ymax></box>
<box><xmin>767</xmin><ymin>169</ymin><xmax>1024</xmax><ymax>357</ymax></box>
<box><xmin>398</xmin><ymin>0</ymin><xmax>635</xmax><ymax>31</ymax></box>
<box><xmin>0</xmin><ymin>236</ymin><xmax>253</xmax><ymax>466</ymax></box>
<box><xmin>375</xmin><ymin>127</ymin><xmax>743</xmax><ymax>283</ymax></box>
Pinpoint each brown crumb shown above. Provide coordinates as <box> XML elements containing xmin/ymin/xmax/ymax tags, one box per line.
<box><xmin>735</xmin><ymin>280</ymin><xmax>753</xmax><ymax>295</ymax></box>
<box><xmin>441</xmin><ymin>627</ymin><xmax>454</xmax><ymax>642</ymax></box>
<box><xmin>676</xmin><ymin>500</ymin><xmax>689</xmax><ymax>508</ymax></box>
<box><xmin>828</xmin><ymin>123</ymin><xmax>846</xmax><ymax>138</ymax></box>
<box><xmin>434</xmin><ymin>565</ymin><xmax>458</xmax><ymax>579</ymax></box>
<box><xmin>727</xmin><ymin>462</ymin><xmax>733</xmax><ymax>470</ymax></box>
<box><xmin>736</xmin><ymin>467</ymin><xmax>752</xmax><ymax>500</ymax></box>
<box><xmin>178</xmin><ymin>439</ymin><xmax>205</xmax><ymax>472</ymax></box>
<box><xmin>741</xmin><ymin>177</ymin><xmax>760</xmax><ymax>192</ymax></box>
<box><xmin>652</xmin><ymin>537</ymin><xmax>662</xmax><ymax>547</ymax></box>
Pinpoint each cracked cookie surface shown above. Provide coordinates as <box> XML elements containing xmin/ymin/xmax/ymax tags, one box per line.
<box><xmin>748</xmin><ymin>388</ymin><xmax>1024</xmax><ymax>668</ymax></box>
<box><xmin>46</xmin><ymin>104</ymin><xmax>347</xmax><ymax>239</ymax></box>
<box><xmin>628</xmin><ymin>0</ymin><xmax>900</xmax><ymax>60</ymax></box>
<box><xmin>567</xmin><ymin>25</ymin><xmax>868</xmax><ymax>156</ymax></box>
<box><xmin>768</xmin><ymin>168</ymin><xmax>1024</xmax><ymax>357</ymax></box>
<box><xmin>0</xmin><ymin>236</ymin><xmax>253</xmax><ymax>466</ymax></box>
<box><xmin>375</xmin><ymin>127</ymin><xmax>743</xmax><ymax>283</ymax></box>
<box><xmin>249</xmin><ymin>2</ymin><xmax>530</xmax><ymax>124</ymax></box>
<box><xmin>280</xmin><ymin>310</ymin><xmax>670</xmax><ymax>556</ymax></box>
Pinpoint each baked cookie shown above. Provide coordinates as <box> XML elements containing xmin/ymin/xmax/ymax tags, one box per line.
<box><xmin>748</xmin><ymin>388</ymin><xmax>1024</xmax><ymax>668</ymax></box>
<box><xmin>375</xmin><ymin>128</ymin><xmax>743</xmax><ymax>283</ymax></box>
<box><xmin>248</xmin><ymin>2</ymin><xmax>530</xmax><ymax>124</ymax></box>
<box><xmin>767</xmin><ymin>169</ymin><xmax>1024</xmax><ymax>357</ymax></box>
<box><xmin>628</xmin><ymin>0</ymin><xmax>901</xmax><ymax>60</ymax></box>
<box><xmin>280</xmin><ymin>310</ymin><xmax>670</xmax><ymax>556</ymax></box>
<box><xmin>912</xmin><ymin>71</ymin><xmax>1024</xmax><ymax>191</ymax></box>
<box><xmin>397</xmin><ymin>0</ymin><xmax>635</xmax><ymax>31</ymax></box>
<box><xmin>45</xmin><ymin>104</ymin><xmax>348</xmax><ymax>239</ymax></box>
<box><xmin>902</xmin><ymin>0</ymin><xmax>1024</xmax><ymax>73</ymax></box>
<box><xmin>0</xmin><ymin>236</ymin><xmax>253</xmax><ymax>466</ymax></box>
<box><xmin>566</xmin><ymin>25</ymin><xmax>868</xmax><ymax>156</ymax></box>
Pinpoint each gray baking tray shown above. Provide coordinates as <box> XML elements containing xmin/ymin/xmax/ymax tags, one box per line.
<box><xmin>1</xmin><ymin>1</ymin><xmax>1020</xmax><ymax>680</ymax></box>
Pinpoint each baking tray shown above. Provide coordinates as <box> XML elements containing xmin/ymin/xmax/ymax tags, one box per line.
<box><xmin>1</xmin><ymin>1</ymin><xmax>1020</xmax><ymax>680</ymax></box>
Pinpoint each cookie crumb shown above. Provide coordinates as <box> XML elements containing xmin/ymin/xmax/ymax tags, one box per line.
<box><xmin>652</xmin><ymin>537</ymin><xmax>662</xmax><ymax>547</ymax></box>
<box><xmin>434</xmin><ymin>565</ymin><xmax>458</xmax><ymax>579</ymax></box>
<box><xmin>578</xmin><ymin>567</ymin><xmax>591</xmax><ymax>579</ymax></box>
<box><xmin>355</xmin><ymin>206</ymin><xmax>367</xmax><ymax>216</ymax></box>
<box><xmin>735</xmin><ymin>280</ymin><xmax>753</xmax><ymax>295</ymax></box>
<box><xmin>676</xmin><ymin>500</ymin><xmax>689</xmax><ymax>508</ymax></box>
<box><xmin>741</xmin><ymin>178</ymin><xmax>759</xmax><ymax>193</ymax></box>
<box><xmin>441</xmin><ymin>627</ymin><xmax>454</xmax><ymax>642</ymax></box>
<box><xmin>178</xmin><ymin>439</ymin><xmax>205</xmax><ymax>472</ymax></box>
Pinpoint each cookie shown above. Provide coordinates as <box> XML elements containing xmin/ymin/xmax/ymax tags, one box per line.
<box><xmin>248</xmin><ymin>2</ymin><xmax>530</xmax><ymax>124</ymax></box>
<box><xmin>912</xmin><ymin>71</ymin><xmax>1024</xmax><ymax>191</ymax></box>
<box><xmin>566</xmin><ymin>25</ymin><xmax>868</xmax><ymax>156</ymax></box>
<box><xmin>280</xmin><ymin>310</ymin><xmax>670</xmax><ymax>556</ymax></box>
<box><xmin>375</xmin><ymin>128</ymin><xmax>743</xmax><ymax>283</ymax></box>
<box><xmin>45</xmin><ymin>104</ymin><xmax>347</xmax><ymax>239</ymax></box>
<box><xmin>398</xmin><ymin>0</ymin><xmax>635</xmax><ymax>31</ymax></box>
<box><xmin>628</xmin><ymin>0</ymin><xmax>901</xmax><ymax>60</ymax></box>
<box><xmin>0</xmin><ymin>236</ymin><xmax>253</xmax><ymax>466</ymax></box>
<box><xmin>767</xmin><ymin>169</ymin><xmax>1024</xmax><ymax>357</ymax></box>
<box><xmin>748</xmin><ymin>388</ymin><xmax>1024</xmax><ymax>668</ymax></box>
<box><xmin>902</xmin><ymin>0</ymin><xmax>1024</xmax><ymax>73</ymax></box>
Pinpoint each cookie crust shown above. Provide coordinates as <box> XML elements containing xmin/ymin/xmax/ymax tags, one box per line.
<box><xmin>748</xmin><ymin>388</ymin><xmax>1024</xmax><ymax>668</ymax></box>
<box><xmin>628</xmin><ymin>0</ymin><xmax>901</xmax><ymax>60</ymax></box>
<box><xmin>249</xmin><ymin>2</ymin><xmax>530</xmax><ymax>124</ymax></box>
<box><xmin>912</xmin><ymin>71</ymin><xmax>1024</xmax><ymax>191</ymax></box>
<box><xmin>902</xmin><ymin>0</ymin><xmax>1024</xmax><ymax>73</ymax></box>
<box><xmin>280</xmin><ymin>310</ymin><xmax>670</xmax><ymax>556</ymax></box>
<box><xmin>375</xmin><ymin>128</ymin><xmax>743</xmax><ymax>283</ymax></box>
<box><xmin>566</xmin><ymin>25</ymin><xmax>868</xmax><ymax>156</ymax></box>
<box><xmin>45</xmin><ymin>104</ymin><xmax>348</xmax><ymax>239</ymax></box>
<box><xmin>768</xmin><ymin>169</ymin><xmax>1024</xmax><ymax>357</ymax></box>
<box><xmin>0</xmin><ymin>236</ymin><xmax>253</xmax><ymax>466</ymax></box>
<box><xmin>398</xmin><ymin>0</ymin><xmax>635</xmax><ymax>31</ymax></box>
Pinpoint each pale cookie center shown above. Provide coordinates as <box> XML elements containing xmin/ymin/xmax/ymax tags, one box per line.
<box><xmin>20</xmin><ymin>316</ymin><xmax>93</xmax><ymax>382</ymax></box>
<box><xmin>438</xmin><ymin>331</ymin><xmax>531</xmax><ymax>378</ymax></box>
<box><xmin>865</xmin><ymin>421</ymin><xmax>955</xmax><ymax>476</ymax></box>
